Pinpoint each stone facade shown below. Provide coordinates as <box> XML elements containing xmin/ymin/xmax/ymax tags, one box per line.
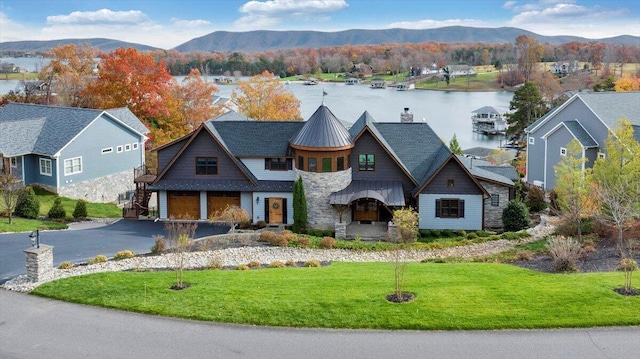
<box><xmin>24</xmin><ymin>245</ymin><xmax>53</xmax><ymax>283</ymax></box>
<box><xmin>58</xmin><ymin>169</ymin><xmax>133</xmax><ymax>203</ymax></box>
<box><xmin>481</xmin><ymin>181</ymin><xmax>511</xmax><ymax>229</ymax></box>
<box><xmin>335</xmin><ymin>222</ymin><xmax>347</xmax><ymax>239</ymax></box>
<box><xmin>296</xmin><ymin>169</ymin><xmax>352</xmax><ymax>230</ymax></box>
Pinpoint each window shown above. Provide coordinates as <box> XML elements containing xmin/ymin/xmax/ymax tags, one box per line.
<box><xmin>446</xmin><ymin>179</ymin><xmax>455</xmax><ymax>187</ymax></box>
<box><xmin>490</xmin><ymin>194</ymin><xmax>500</xmax><ymax>207</ymax></box>
<box><xmin>265</xmin><ymin>158</ymin><xmax>290</xmax><ymax>171</ymax></box>
<box><xmin>124</xmin><ymin>144</ymin><xmax>131</xmax><ymax>152</ymax></box>
<box><xmin>132</xmin><ymin>142</ymin><xmax>139</xmax><ymax>150</ymax></box>
<box><xmin>10</xmin><ymin>157</ymin><xmax>17</xmax><ymax>167</ymax></box>
<box><xmin>39</xmin><ymin>158</ymin><xmax>52</xmax><ymax>176</ymax></box>
<box><xmin>322</xmin><ymin>158</ymin><xmax>331</xmax><ymax>172</ymax></box>
<box><xmin>196</xmin><ymin>157</ymin><xmax>218</xmax><ymax>175</ymax></box>
<box><xmin>64</xmin><ymin>157</ymin><xmax>82</xmax><ymax>175</ymax></box>
<box><xmin>337</xmin><ymin>157</ymin><xmax>345</xmax><ymax>171</ymax></box>
<box><xmin>308</xmin><ymin>158</ymin><xmax>317</xmax><ymax>172</ymax></box>
<box><xmin>528</xmin><ymin>137</ymin><xmax>535</xmax><ymax>145</ymax></box>
<box><xmin>117</xmin><ymin>145</ymin><xmax>123</xmax><ymax>153</ymax></box>
<box><xmin>101</xmin><ymin>147</ymin><xmax>113</xmax><ymax>154</ymax></box>
<box><xmin>598</xmin><ymin>152</ymin><xmax>606</xmax><ymax>159</ymax></box>
<box><xmin>358</xmin><ymin>154</ymin><xmax>375</xmax><ymax>171</ymax></box>
<box><xmin>435</xmin><ymin>199</ymin><xmax>465</xmax><ymax>218</ymax></box>
<box><xmin>560</xmin><ymin>147</ymin><xmax>567</xmax><ymax>156</ymax></box>
<box><xmin>298</xmin><ymin>156</ymin><xmax>304</xmax><ymax>170</ymax></box>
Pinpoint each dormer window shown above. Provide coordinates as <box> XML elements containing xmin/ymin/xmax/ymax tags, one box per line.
<box><xmin>265</xmin><ymin>158</ymin><xmax>291</xmax><ymax>171</ymax></box>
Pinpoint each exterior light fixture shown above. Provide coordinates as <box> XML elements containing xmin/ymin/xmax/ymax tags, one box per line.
<box><xmin>29</xmin><ymin>229</ymin><xmax>40</xmax><ymax>248</ymax></box>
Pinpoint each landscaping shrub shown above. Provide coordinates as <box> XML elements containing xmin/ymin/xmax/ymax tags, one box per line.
<box><xmin>271</xmin><ymin>234</ymin><xmax>289</xmax><ymax>247</ymax></box>
<box><xmin>417</xmin><ymin>236</ymin><xmax>435</xmax><ymax>243</ymax></box>
<box><xmin>466</xmin><ymin>232</ymin><xmax>478</xmax><ymax>240</ymax></box>
<box><xmin>555</xmin><ymin>217</ymin><xmax>595</xmax><ymax>237</ymax></box>
<box><xmin>515</xmin><ymin>251</ymin><xmax>533</xmax><ymax>261</ymax></box>
<box><xmin>548</xmin><ymin>189</ymin><xmax>561</xmax><ymax>215</ymax></box>
<box><xmin>151</xmin><ymin>235</ymin><xmax>166</xmax><ymax>254</ymax></box>
<box><xmin>57</xmin><ymin>261</ymin><xmax>73</xmax><ymax>269</ymax></box>
<box><xmin>15</xmin><ymin>186</ymin><xmax>40</xmax><ymax>219</ymax></box>
<box><xmin>248</xmin><ymin>260</ymin><xmax>261</xmax><ymax>268</ymax></box>
<box><xmin>306</xmin><ymin>229</ymin><xmax>323</xmax><ymax>237</ymax></box>
<box><xmin>285</xmin><ymin>259</ymin><xmax>297</xmax><ymax>267</ymax></box>
<box><xmin>256</xmin><ymin>220</ymin><xmax>267</xmax><ymax>229</ymax></box>
<box><xmin>323</xmin><ymin>230</ymin><xmax>334</xmax><ymax>237</ymax></box>
<box><xmin>113</xmin><ymin>250</ymin><xmax>135</xmax><ymax>260</ymax></box>
<box><xmin>303</xmin><ymin>259</ymin><xmax>321</xmax><ymax>267</ymax></box>
<box><xmin>441</xmin><ymin>229</ymin><xmax>454</xmax><ymax>238</ymax></box>
<box><xmin>501</xmin><ymin>232</ymin><xmax>521</xmax><ymax>240</ymax></box>
<box><xmin>455</xmin><ymin>230</ymin><xmax>467</xmax><ymax>237</ymax></box>
<box><xmin>207</xmin><ymin>257</ymin><xmax>222</xmax><ymax>269</ymax></box>
<box><xmin>525</xmin><ymin>185</ymin><xmax>547</xmax><ymax>212</ymax></box>
<box><xmin>502</xmin><ymin>201</ymin><xmax>531</xmax><ymax>232</ymax></box>
<box><xmin>547</xmin><ymin>236</ymin><xmax>584</xmax><ymax>272</ymax></box>
<box><xmin>47</xmin><ymin>197</ymin><xmax>66</xmax><ymax>219</ymax></box>
<box><xmin>419</xmin><ymin>229</ymin><xmax>431</xmax><ymax>238</ymax></box>
<box><xmin>72</xmin><ymin>199</ymin><xmax>88</xmax><ymax>219</ymax></box>
<box><xmin>281</xmin><ymin>231</ymin><xmax>297</xmax><ymax>243</ymax></box>
<box><xmin>269</xmin><ymin>261</ymin><xmax>285</xmax><ymax>268</ymax></box>
<box><xmin>513</xmin><ymin>180</ymin><xmax>528</xmax><ymax>202</ymax></box>
<box><xmin>259</xmin><ymin>231</ymin><xmax>277</xmax><ymax>243</ymax></box>
<box><xmin>236</xmin><ymin>264</ymin><xmax>250</xmax><ymax>270</ymax></box>
<box><xmin>87</xmin><ymin>254</ymin><xmax>108</xmax><ymax>265</ymax></box>
<box><xmin>474</xmin><ymin>230</ymin><xmax>491</xmax><ymax>238</ymax></box>
<box><xmin>295</xmin><ymin>237</ymin><xmax>310</xmax><ymax>247</ymax></box>
<box><xmin>319</xmin><ymin>236</ymin><xmax>336</xmax><ymax>249</ymax></box>
<box><xmin>430</xmin><ymin>230</ymin><xmax>441</xmax><ymax>238</ymax></box>
<box><xmin>238</xmin><ymin>220</ymin><xmax>252</xmax><ymax>229</ymax></box>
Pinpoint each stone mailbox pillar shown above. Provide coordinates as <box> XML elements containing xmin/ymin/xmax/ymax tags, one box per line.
<box><xmin>24</xmin><ymin>245</ymin><xmax>54</xmax><ymax>283</ymax></box>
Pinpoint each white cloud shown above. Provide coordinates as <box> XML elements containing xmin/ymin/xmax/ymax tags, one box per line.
<box><xmin>502</xmin><ymin>1</ymin><xmax>517</xmax><ymax>10</ymax></box>
<box><xmin>171</xmin><ymin>18</ymin><xmax>212</xmax><ymax>28</ymax></box>
<box><xmin>46</xmin><ymin>9</ymin><xmax>151</xmax><ymax>26</ymax></box>
<box><xmin>235</xmin><ymin>0</ymin><xmax>348</xmax><ymax>30</ymax></box>
<box><xmin>387</xmin><ymin>19</ymin><xmax>487</xmax><ymax>30</ymax></box>
<box><xmin>0</xmin><ymin>11</ymin><xmax>31</xmax><ymax>42</ymax></box>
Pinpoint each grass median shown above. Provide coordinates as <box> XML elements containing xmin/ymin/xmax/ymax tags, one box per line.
<box><xmin>32</xmin><ymin>262</ymin><xmax>639</xmax><ymax>330</ymax></box>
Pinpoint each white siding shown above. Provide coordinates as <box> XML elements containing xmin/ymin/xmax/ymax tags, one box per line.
<box><xmin>240</xmin><ymin>158</ymin><xmax>296</xmax><ymax>181</ymax></box>
<box><xmin>241</xmin><ymin>192</ymin><xmax>253</xmax><ymax>219</ymax></box>
<box><xmin>159</xmin><ymin>191</ymin><xmax>168</xmax><ymax>219</ymax></box>
<box><xmin>199</xmin><ymin>192</ymin><xmax>208</xmax><ymax>220</ymax></box>
<box><xmin>418</xmin><ymin>194</ymin><xmax>483</xmax><ymax>230</ymax></box>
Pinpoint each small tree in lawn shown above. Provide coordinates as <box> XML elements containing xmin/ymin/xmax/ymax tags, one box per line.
<box><xmin>503</xmin><ymin>200</ymin><xmax>531</xmax><ymax>231</ymax></box>
<box><xmin>618</xmin><ymin>258</ymin><xmax>638</xmax><ymax>295</ymax></box>
<box><xmin>72</xmin><ymin>199</ymin><xmax>88</xmax><ymax>220</ymax></box>
<box><xmin>387</xmin><ymin>208</ymin><xmax>419</xmax><ymax>303</ymax></box>
<box><xmin>48</xmin><ymin>197</ymin><xmax>66</xmax><ymax>219</ymax></box>
<box><xmin>15</xmin><ymin>186</ymin><xmax>40</xmax><ymax>219</ymax></box>
<box><xmin>0</xmin><ymin>172</ymin><xmax>21</xmax><ymax>224</ymax></box>
<box><xmin>209</xmin><ymin>205</ymin><xmax>249</xmax><ymax>233</ymax></box>
<box><xmin>293</xmin><ymin>177</ymin><xmax>308</xmax><ymax>233</ymax></box>
<box><xmin>165</xmin><ymin>220</ymin><xmax>197</xmax><ymax>289</ymax></box>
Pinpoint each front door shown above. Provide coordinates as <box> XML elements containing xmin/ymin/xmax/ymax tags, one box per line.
<box><xmin>353</xmin><ymin>199</ymin><xmax>378</xmax><ymax>222</ymax></box>
<box><xmin>269</xmin><ymin>197</ymin><xmax>284</xmax><ymax>224</ymax></box>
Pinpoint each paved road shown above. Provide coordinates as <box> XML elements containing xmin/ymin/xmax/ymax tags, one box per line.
<box><xmin>0</xmin><ymin>290</ymin><xmax>638</xmax><ymax>359</ymax></box>
<box><xmin>0</xmin><ymin>220</ymin><xmax>228</xmax><ymax>284</ymax></box>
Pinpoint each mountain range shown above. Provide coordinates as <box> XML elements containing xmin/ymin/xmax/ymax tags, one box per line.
<box><xmin>1</xmin><ymin>26</ymin><xmax>637</xmax><ymax>54</ymax></box>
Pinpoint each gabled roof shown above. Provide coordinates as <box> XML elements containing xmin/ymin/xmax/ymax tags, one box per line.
<box><xmin>456</xmin><ymin>155</ymin><xmax>515</xmax><ymax>186</ymax></box>
<box><xmin>0</xmin><ymin>103</ymin><xmax>147</xmax><ymax>157</ymax></box>
<box><xmin>526</xmin><ymin>92</ymin><xmax>640</xmax><ymax>134</ymax></box>
<box><xmin>412</xmin><ymin>154</ymin><xmax>492</xmax><ymax>197</ymax></box>
<box><xmin>208</xmin><ymin>120</ymin><xmax>304</xmax><ymax>157</ymax></box>
<box><xmin>289</xmin><ymin>105</ymin><xmax>352</xmax><ymax>149</ymax></box>
<box><xmin>542</xmin><ymin>120</ymin><xmax>598</xmax><ymax>148</ymax></box>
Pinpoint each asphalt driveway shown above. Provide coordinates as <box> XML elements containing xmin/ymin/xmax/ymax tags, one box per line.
<box><xmin>0</xmin><ymin>219</ymin><xmax>228</xmax><ymax>284</ymax></box>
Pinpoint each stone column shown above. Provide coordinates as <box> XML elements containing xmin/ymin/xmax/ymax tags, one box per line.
<box><xmin>335</xmin><ymin>222</ymin><xmax>346</xmax><ymax>240</ymax></box>
<box><xmin>387</xmin><ymin>221</ymin><xmax>398</xmax><ymax>241</ymax></box>
<box><xmin>24</xmin><ymin>245</ymin><xmax>54</xmax><ymax>283</ymax></box>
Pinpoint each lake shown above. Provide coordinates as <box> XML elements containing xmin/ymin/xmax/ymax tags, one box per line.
<box><xmin>0</xmin><ymin>56</ymin><xmax>513</xmax><ymax>149</ymax></box>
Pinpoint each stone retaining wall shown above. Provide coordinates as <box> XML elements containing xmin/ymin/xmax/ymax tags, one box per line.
<box><xmin>59</xmin><ymin>170</ymin><xmax>133</xmax><ymax>203</ymax></box>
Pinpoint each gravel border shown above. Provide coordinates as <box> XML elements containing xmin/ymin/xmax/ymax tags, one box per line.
<box><xmin>2</xmin><ymin>217</ymin><xmax>556</xmax><ymax>293</ymax></box>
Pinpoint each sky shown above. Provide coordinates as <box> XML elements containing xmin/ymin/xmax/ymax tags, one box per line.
<box><xmin>0</xmin><ymin>0</ymin><xmax>638</xmax><ymax>49</ymax></box>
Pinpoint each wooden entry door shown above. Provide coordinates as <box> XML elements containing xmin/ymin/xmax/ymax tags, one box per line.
<box><xmin>354</xmin><ymin>199</ymin><xmax>378</xmax><ymax>221</ymax></box>
<box><xmin>168</xmin><ymin>191</ymin><xmax>200</xmax><ymax>219</ymax></box>
<box><xmin>268</xmin><ymin>197</ymin><xmax>284</xmax><ymax>224</ymax></box>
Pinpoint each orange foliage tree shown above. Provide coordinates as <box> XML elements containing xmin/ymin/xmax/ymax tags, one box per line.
<box><xmin>39</xmin><ymin>43</ymin><xmax>98</xmax><ymax>107</ymax></box>
<box><xmin>174</xmin><ymin>68</ymin><xmax>225</xmax><ymax>130</ymax></box>
<box><xmin>231</xmin><ymin>71</ymin><xmax>302</xmax><ymax>121</ymax></box>
<box><xmin>614</xmin><ymin>74</ymin><xmax>640</xmax><ymax>92</ymax></box>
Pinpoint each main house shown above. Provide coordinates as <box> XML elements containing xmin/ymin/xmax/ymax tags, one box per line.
<box><xmin>525</xmin><ymin>92</ymin><xmax>640</xmax><ymax>191</ymax></box>
<box><xmin>0</xmin><ymin>103</ymin><xmax>149</xmax><ymax>202</ymax></box>
<box><xmin>146</xmin><ymin>105</ymin><xmax>515</xmax><ymax>235</ymax></box>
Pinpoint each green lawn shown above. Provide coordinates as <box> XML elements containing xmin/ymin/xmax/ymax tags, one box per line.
<box><xmin>32</xmin><ymin>262</ymin><xmax>639</xmax><ymax>330</ymax></box>
<box><xmin>0</xmin><ymin>217</ymin><xmax>68</xmax><ymax>232</ymax></box>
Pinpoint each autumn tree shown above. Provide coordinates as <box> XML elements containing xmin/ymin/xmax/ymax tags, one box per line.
<box><xmin>209</xmin><ymin>205</ymin><xmax>250</xmax><ymax>233</ymax></box>
<box><xmin>174</xmin><ymin>68</ymin><xmax>225</xmax><ymax>130</ymax></box>
<box><xmin>553</xmin><ymin>139</ymin><xmax>598</xmax><ymax>241</ymax></box>
<box><xmin>448</xmin><ymin>134</ymin><xmax>463</xmax><ymax>155</ymax></box>
<box><xmin>0</xmin><ymin>172</ymin><xmax>21</xmax><ymax>224</ymax></box>
<box><xmin>506</xmin><ymin>82</ymin><xmax>547</xmax><ymax>143</ymax></box>
<box><xmin>515</xmin><ymin>35</ymin><xmax>543</xmax><ymax>82</ymax></box>
<box><xmin>592</xmin><ymin>120</ymin><xmax>640</xmax><ymax>258</ymax></box>
<box><xmin>231</xmin><ymin>71</ymin><xmax>302</xmax><ymax>121</ymax></box>
<box><xmin>39</xmin><ymin>43</ymin><xmax>98</xmax><ymax>106</ymax></box>
<box><xmin>529</xmin><ymin>70</ymin><xmax>563</xmax><ymax>106</ymax></box>
<box><xmin>614</xmin><ymin>74</ymin><xmax>640</xmax><ymax>92</ymax></box>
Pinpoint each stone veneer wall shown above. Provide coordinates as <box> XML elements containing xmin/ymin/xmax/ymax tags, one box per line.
<box><xmin>296</xmin><ymin>168</ymin><xmax>352</xmax><ymax>230</ymax></box>
<box><xmin>481</xmin><ymin>181</ymin><xmax>510</xmax><ymax>229</ymax></box>
<box><xmin>58</xmin><ymin>169</ymin><xmax>134</xmax><ymax>203</ymax></box>
<box><xmin>24</xmin><ymin>245</ymin><xmax>53</xmax><ymax>283</ymax></box>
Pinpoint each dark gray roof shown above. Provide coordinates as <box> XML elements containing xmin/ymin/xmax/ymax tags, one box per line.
<box><xmin>329</xmin><ymin>180</ymin><xmax>405</xmax><ymax>206</ymax></box>
<box><xmin>562</xmin><ymin>120</ymin><xmax>598</xmax><ymax>147</ymax></box>
<box><xmin>289</xmin><ymin>105</ymin><xmax>352</xmax><ymax>148</ymax></box>
<box><xmin>206</xmin><ymin>120</ymin><xmax>304</xmax><ymax>157</ymax></box>
<box><xmin>477</xmin><ymin>166</ymin><xmax>519</xmax><ymax>181</ymax></box>
<box><xmin>0</xmin><ymin>103</ymin><xmax>145</xmax><ymax>157</ymax></box>
<box><xmin>210</xmin><ymin>110</ymin><xmax>253</xmax><ymax>121</ymax></box>
<box><xmin>105</xmin><ymin>107</ymin><xmax>149</xmax><ymax>135</ymax></box>
<box><xmin>456</xmin><ymin>155</ymin><xmax>514</xmax><ymax>186</ymax></box>
<box><xmin>472</xmin><ymin>106</ymin><xmax>501</xmax><ymax>115</ymax></box>
<box><xmin>149</xmin><ymin>179</ymin><xmax>293</xmax><ymax>192</ymax></box>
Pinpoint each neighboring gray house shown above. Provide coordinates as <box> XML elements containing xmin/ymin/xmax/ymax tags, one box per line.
<box><xmin>525</xmin><ymin>92</ymin><xmax>640</xmax><ymax>191</ymax></box>
<box><xmin>0</xmin><ymin>103</ymin><xmax>149</xmax><ymax>202</ymax></box>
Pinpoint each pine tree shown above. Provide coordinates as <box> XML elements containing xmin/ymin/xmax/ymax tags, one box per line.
<box><xmin>48</xmin><ymin>197</ymin><xmax>66</xmax><ymax>219</ymax></box>
<box><xmin>505</xmin><ymin>82</ymin><xmax>547</xmax><ymax>142</ymax></box>
<box><xmin>449</xmin><ymin>133</ymin><xmax>463</xmax><ymax>155</ymax></box>
<box><xmin>293</xmin><ymin>177</ymin><xmax>308</xmax><ymax>233</ymax></box>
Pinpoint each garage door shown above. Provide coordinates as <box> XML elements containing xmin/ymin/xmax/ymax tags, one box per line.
<box><xmin>168</xmin><ymin>191</ymin><xmax>200</xmax><ymax>219</ymax></box>
<box><xmin>207</xmin><ymin>191</ymin><xmax>241</xmax><ymax>218</ymax></box>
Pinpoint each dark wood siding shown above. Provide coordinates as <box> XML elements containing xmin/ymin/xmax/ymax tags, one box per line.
<box><xmin>420</xmin><ymin>159</ymin><xmax>483</xmax><ymax>195</ymax></box>
<box><xmin>157</xmin><ymin>138</ymin><xmax>188</xmax><ymax>172</ymax></box>
<box><xmin>162</xmin><ymin>130</ymin><xmax>248</xmax><ymax>181</ymax></box>
<box><xmin>351</xmin><ymin>131</ymin><xmax>415</xmax><ymax>191</ymax></box>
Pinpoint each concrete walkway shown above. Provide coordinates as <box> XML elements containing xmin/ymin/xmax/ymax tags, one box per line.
<box><xmin>1</xmin><ymin>290</ymin><xmax>638</xmax><ymax>359</ymax></box>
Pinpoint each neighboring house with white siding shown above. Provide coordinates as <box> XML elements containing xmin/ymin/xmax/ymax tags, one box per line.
<box><xmin>0</xmin><ymin>103</ymin><xmax>149</xmax><ymax>203</ymax></box>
